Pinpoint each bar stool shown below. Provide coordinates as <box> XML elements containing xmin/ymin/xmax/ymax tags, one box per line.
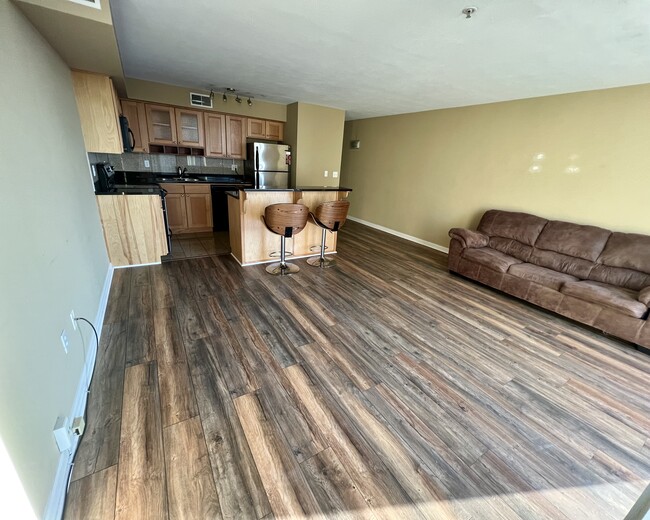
<box><xmin>262</xmin><ymin>203</ymin><xmax>309</xmax><ymax>275</ymax></box>
<box><xmin>307</xmin><ymin>200</ymin><xmax>350</xmax><ymax>268</ymax></box>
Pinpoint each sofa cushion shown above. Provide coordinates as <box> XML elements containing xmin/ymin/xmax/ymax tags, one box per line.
<box><xmin>529</xmin><ymin>248</ymin><xmax>595</xmax><ymax>279</ymax></box>
<box><xmin>535</xmin><ymin>220</ymin><xmax>611</xmax><ymax>262</ymax></box>
<box><xmin>488</xmin><ymin>237</ymin><xmax>534</xmax><ymax>262</ymax></box>
<box><xmin>508</xmin><ymin>263</ymin><xmax>578</xmax><ymax>291</ymax></box>
<box><xmin>640</xmin><ymin>287</ymin><xmax>650</xmax><ymax>306</ymax></box>
<box><xmin>462</xmin><ymin>247</ymin><xmax>521</xmax><ymax>273</ymax></box>
<box><xmin>599</xmin><ymin>232</ymin><xmax>650</xmax><ymax>275</ymax></box>
<box><xmin>560</xmin><ymin>281</ymin><xmax>648</xmax><ymax>319</ymax></box>
<box><xmin>587</xmin><ymin>264</ymin><xmax>650</xmax><ymax>292</ymax></box>
<box><xmin>478</xmin><ymin>210</ymin><xmax>548</xmax><ymax>246</ymax></box>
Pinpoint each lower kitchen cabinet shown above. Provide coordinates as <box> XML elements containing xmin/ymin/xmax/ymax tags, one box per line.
<box><xmin>96</xmin><ymin>194</ymin><xmax>169</xmax><ymax>266</ymax></box>
<box><xmin>161</xmin><ymin>184</ymin><xmax>212</xmax><ymax>233</ymax></box>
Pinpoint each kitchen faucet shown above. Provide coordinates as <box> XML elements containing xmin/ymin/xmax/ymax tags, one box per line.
<box><xmin>177</xmin><ymin>166</ymin><xmax>188</xmax><ymax>178</ymax></box>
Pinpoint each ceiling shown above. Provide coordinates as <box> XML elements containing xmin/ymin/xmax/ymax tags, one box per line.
<box><xmin>111</xmin><ymin>0</ymin><xmax>650</xmax><ymax>120</ymax></box>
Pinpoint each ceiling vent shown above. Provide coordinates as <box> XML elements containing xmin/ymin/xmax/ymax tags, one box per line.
<box><xmin>190</xmin><ymin>92</ymin><xmax>213</xmax><ymax>108</ymax></box>
<box><xmin>67</xmin><ymin>0</ymin><xmax>101</xmax><ymax>9</ymax></box>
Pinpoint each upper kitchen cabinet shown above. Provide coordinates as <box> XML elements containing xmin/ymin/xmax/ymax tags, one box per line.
<box><xmin>205</xmin><ymin>112</ymin><xmax>226</xmax><ymax>157</ymax></box>
<box><xmin>265</xmin><ymin>120</ymin><xmax>284</xmax><ymax>141</ymax></box>
<box><xmin>175</xmin><ymin>108</ymin><xmax>205</xmax><ymax>148</ymax></box>
<box><xmin>72</xmin><ymin>71</ymin><xmax>123</xmax><ymax>154</ymax></box>
<box><xmin>247</xmin><ymin>117</ymin><xmax>284</xmax><ymax>141</ymax></box>
<box><xmin>145</xmin><ymin>104</ymin><xmax>177</xmax><ymax>145</ymax></box>
<box><xmin>120</xmin><ymin>100</ymin><xmax>149</xmax><ymax>153</ymax></box>
<box><xmin>226</xmin><ymin>115</ymin><xmax>246</xmax><ymax>159</ymax></box>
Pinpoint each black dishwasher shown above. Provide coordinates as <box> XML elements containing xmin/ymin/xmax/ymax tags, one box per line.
<box><xmin>211</xmin><ymin>186</ymin><xmax>230</xmax><ymax>231</ymax></box>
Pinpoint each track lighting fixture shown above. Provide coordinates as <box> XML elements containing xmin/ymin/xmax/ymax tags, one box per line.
<box><xmin>235</xmin><ymin>95</ymin><xmax>242</xmax><ymax>104</ymax></box>
<box><xmin>222</xmin><ymin>92</ymin><xmax>227</xmax><ymax>102</ymax></box>
<box><xmin>247</xmin><ymin>97</ymin><xmax>253</xmax><ymax>106</ymax></box>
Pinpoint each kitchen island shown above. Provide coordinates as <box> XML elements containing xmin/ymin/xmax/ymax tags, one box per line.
<box><xmin>227</xmin><ymin>187</ymin><xmax>352</xmax><ymax>265</ymax></box>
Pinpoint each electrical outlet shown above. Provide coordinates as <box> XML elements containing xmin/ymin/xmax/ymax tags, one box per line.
<box><xmin>333</xmin><ymin>171</ymin><xmax>339</xmax><ymax>178</ymax></box>
<box><xmin>324</xmin><ymin>170</ymin><xmax>329</xmax><ymax>177</ymax></box>
<box><xmin>60</xmin><ymin>330</ymin><xmax>69</xmax><ymax>354</ymax></box>
<box><xmin>144</xmin><ymin>159</ymin><xmax>150</xmax><ymax>168</ymax></box>
<box><xmin>231</xmin><ymin>163</ymin><xmax>237</xmax><ymax>171</ymax></box>
<box><xmin>70</xmin><ymin>310</ymin><xmax>77</xmax><ymax>331</ymax></box>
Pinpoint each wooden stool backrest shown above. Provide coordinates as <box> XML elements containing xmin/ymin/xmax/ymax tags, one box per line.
<box><xmin>313</xmin><ymin>200</ymin><xmax>350</xmax><ymax>231</ymax></box>
<box><xmin>264</xmin><ymin>203</ymin><xmax>309</xmax><ymax>237</ymax></box>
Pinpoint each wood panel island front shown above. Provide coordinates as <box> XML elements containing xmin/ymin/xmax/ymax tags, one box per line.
<box><xmin>227</xmin><ymin>187</ymin><xmax>352</xmax><ymax>265</ymax></box>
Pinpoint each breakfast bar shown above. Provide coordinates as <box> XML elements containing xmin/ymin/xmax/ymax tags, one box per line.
<box><xmin>227</xmin><ymin>187</ymin><xmax>352</xmax><ymax>265</ymax></box>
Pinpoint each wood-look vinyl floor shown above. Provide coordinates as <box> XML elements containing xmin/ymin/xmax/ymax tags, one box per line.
<box><xmin>64</xmin><ymin>221</ymin><xmax>650</xmax><ymax>520</ymax></box>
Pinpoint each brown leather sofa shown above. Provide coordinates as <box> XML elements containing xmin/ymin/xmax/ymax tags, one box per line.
<box><xmin>448</xmin><ymin>210</ymin><xmax>650</xmax><ymax>348</ymax></box>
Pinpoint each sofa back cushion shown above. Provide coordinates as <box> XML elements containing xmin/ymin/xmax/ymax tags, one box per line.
<box><xmin>535</xmin><ymin>221</ymin><xmax>611</xmax><ymax>262</ymax></box>
<box><xmin>588</xmin><ymin>265</ymin><xmax>650</xmax><ymax>291</ymax></box>
<box><xmin>528</xmin><ymin>249</ymin><xmax>596</xmax><ymax>279</ymax></box>
<box><xmin>598</xmin><ymin>232</ymin><xmax>650</xmax><ymax>275</ymax></box>
<box><xmin>478</xmin><ymin>210</ymin><xmax>548</xmax><ymax>246</ymax></box>
<box><xmin>586</xmin><ymin>232</ymin><xmax>650</xmax><ymax>290</ymax></box>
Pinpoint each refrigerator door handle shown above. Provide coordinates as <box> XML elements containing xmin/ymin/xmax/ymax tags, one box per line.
<box><xmin>255</xmin><ymin>146</ymin><xmax>260</xmax><ymax>188</ymax></box>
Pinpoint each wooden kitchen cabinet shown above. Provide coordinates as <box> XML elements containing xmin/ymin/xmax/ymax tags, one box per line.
<box><xmin>120</xmin><ymin>99</ymin><xmax>149</xmax><ymax>152</ymax></box>
<box><xmin>175</xmin><ymin>108</ymin><xmax>205</xmax><ymax>148</ymax></box>
<box><xmin>71</xmin><ymin>71</ymin><xmax>123</xmax><ymax>153</ymax></box>
<box><xmin>185</xmin><ymin>185</ymin><xmax>212</xmax><ymax>230</ymax></box>
<box><xmin>204</xmin><ymin>112</ymin><xmax>226</xmax><ymax>157</ymax></box>
<box><xmin>247</xmin><ymin>118</ymin><xmax>284</xmax><ymax>141</ymax></box>
<box><xmin>96</xmin><ymin>194</ymin><xmax>169</xmax><ymax>266</ymax></box>
<box><xmin>145</xmin><ymin>104</ymin><xmax>177</xmax><ymax>145</ymax></box>
<box><xmin>265</xmin><ymin>120</ymin><xmax>284</xmax><ymax>141</ymax></box>
<box><xmin>160</xmin><ymin>183</ymin><xmax>212</xmax><ymax>233</ymax></box>
<box><xmin>226</xmin><ymin>115</ymin><xmax>246</xmax><ymax>159</ymax></box>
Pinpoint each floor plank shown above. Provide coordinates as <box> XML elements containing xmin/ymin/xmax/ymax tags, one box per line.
<box><xmin>64</xmin><ymin>465</ymin><xmax>117</xmax><ymax>520</ymax></box>
<box><xmin>163</xmin><ymin>416</ymin><xmax>222</xmax><ymax>520</ymax></box>
<box><xmin>114</xmin><ymin>363</ymin><xmax>167</xmax><ymax>520</ymax></box>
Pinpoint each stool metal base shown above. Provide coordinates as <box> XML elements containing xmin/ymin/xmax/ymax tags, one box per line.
<box><xmin>307</xmin><ymin>256</ymin><xmax>337</xmax><ymax>268</ymax></box>
<box><xmin>266</xmin><ymin>262</ymin><xmax>300</xmax><ymax>275</ymax></box>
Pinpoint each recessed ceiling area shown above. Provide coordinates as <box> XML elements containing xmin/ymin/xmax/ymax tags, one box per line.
<box><xmin>110</xmin><ymin>0</ymin><xmax>650</xmax><ymax>120</ymax></box>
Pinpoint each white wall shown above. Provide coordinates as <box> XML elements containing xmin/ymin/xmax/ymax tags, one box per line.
<box><xmin>0</xmin><ymin>0</ymin><xmax>109</xmax><ymax>516</ymax></box>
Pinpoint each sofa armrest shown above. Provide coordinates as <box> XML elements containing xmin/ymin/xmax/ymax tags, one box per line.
<box><xmin>639</xmin><ymin>287</ymin><xmax>650</xmax><ymax>306</ymax></box>
<box><xmin>449</xmin><ymin>228</ymin><xmax>489</xmax><ymax>249</ymax></box>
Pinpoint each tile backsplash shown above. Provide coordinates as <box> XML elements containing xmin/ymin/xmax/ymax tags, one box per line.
<box><xmin>88</xmin><ymin>152</ymin><xmax>244</xmax><ymax>176</ymax></box>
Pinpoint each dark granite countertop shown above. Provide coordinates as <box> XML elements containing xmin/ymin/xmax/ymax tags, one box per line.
<box><xmin>115</xmin><ymin>170</ymin><xmax>252</xmax><ymax>187</ymax></box>
<box><xmin>241</xmin><ymin>186</ymin><xmax>352</xmax><ymax>192</ymax></box>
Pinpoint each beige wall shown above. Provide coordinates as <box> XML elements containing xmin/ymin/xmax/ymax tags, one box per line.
<box><xmin>125</xmin><ymin>78</ymin><xmax>287</xmax><ymax>121</ymax></box>
<box><xmin>341</xmin><ymin>84</ymin><xmax>650</xmax><ymax>248</ymax></box>
<box><xmin>286</xmin><ymin>102</ymin><xmax>345</xmax><ymax>187</ymax></box>
<box><xmin>0</xmin><ymin>1</ymin><xmax>109</xmax><ymax>515</ymax></box>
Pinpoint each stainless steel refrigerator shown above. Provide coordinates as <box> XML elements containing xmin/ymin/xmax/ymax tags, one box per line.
<box><xmin>245</xmin><ymin>142</ymin><xmax>291</xmax><ymax>189</ymax></box>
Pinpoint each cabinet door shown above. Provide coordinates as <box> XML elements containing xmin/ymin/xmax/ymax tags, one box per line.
<box><xmin>145</xmin><ymin>104</ymin><xmax>177</xmax><ymax>145</ymax></box>
<box><xmin>247</xmin><ymin>118</ymin><xmax>266</xmax><ymax>139</ymax></box>
<box><xmin>165</xmin><ymin>192</ymin><xmax>188</xmax><ymax>232</ymax></box>
<box><xmin>204</xmin><ymin>112</ymin><xmax>226</xmax><ymax>157</ymax></box>
<box><xmin>185</xmin><ymin>185</ymin><xmax>213</xmax><ymax>231</ymax></box>
<box><xmin>226</xmin><ymin>115</ymin><xmax>246</xmax><ymax>159</ymax></box>
<box><xmin>175</xmin><ymin>108</ymin><xmax>205</xmax><ymax>148</ymax></box>
<box><xmin>71</xmin><ymin>71</ymin><xmax>122</xmax><ymax>153</ymax></box>
<box><xmin>265</xmin><ymin>121</ymin><xmax>284</xmax><ymax>141</ymax></box>
<box><xmin>120</xmin><ymin>100</ymin><xmax>149</xmax><ymax>152</ymax></box>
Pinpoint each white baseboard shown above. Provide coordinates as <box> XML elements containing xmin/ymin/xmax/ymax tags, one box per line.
<box><xmin>43</xmin><ymin>264</ymin><xmax>114</xmax><ymax>520</ymax></box>
<box><xmin>347</xmin><ymin>216</ymin><xmax>449</xmax><ymax>254</ymax></box>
